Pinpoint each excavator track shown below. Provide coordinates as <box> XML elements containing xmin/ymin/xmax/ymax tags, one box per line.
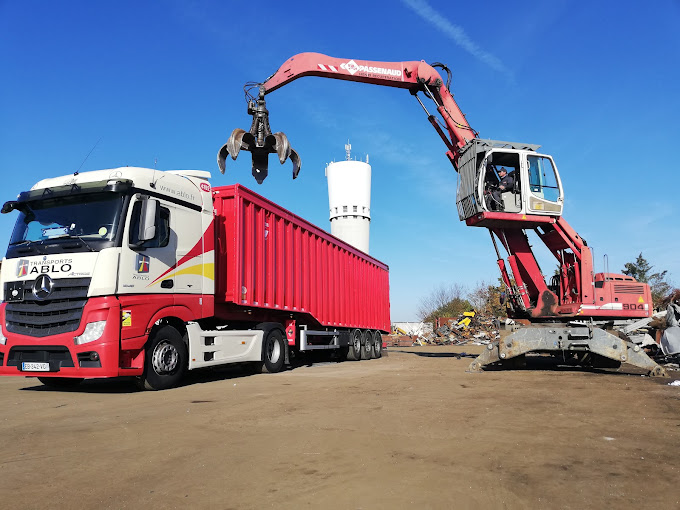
<box><xmin>467</xmin><ymin>325</ymin><xmax>668</xmax><ymax>377</ymax></box>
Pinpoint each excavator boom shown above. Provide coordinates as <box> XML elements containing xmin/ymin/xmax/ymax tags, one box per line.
<box><xmin>261</xmin><ymin>53</ymin><xmax>476</xmax><ymax>157</ymax></box>
<box><xmin>218</xmin><ymin>52</ymin><xmax>477</xmax><ymax>180</ymax></box>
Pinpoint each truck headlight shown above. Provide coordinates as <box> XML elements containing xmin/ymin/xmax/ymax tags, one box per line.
<box><xmin>74</xmin><ymin>321</ymin><xmax>107</xmax><ymax>345</ymax></box>
<box><xmin>0</xmin><ymin>331</ymin><xmax>6</xmax><ymax>345</ymax></box>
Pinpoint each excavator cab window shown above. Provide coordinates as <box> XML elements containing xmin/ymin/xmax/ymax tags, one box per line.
<box><xmin>528</xmin><ymin>156</ymin><xmax>559</xmax><ymax>202</ymax></box>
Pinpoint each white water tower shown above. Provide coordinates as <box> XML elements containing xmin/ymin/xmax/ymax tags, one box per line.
<box><xmin>325</xmin><ymin>142</ymin><xmax>371</xmax><ymax>253</ymax></box>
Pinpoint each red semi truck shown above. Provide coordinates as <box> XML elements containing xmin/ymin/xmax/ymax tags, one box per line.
<box><xmin>0</xmin><ymin>167</ymin><xmax>390</xmax><ymax>389</ymax></box>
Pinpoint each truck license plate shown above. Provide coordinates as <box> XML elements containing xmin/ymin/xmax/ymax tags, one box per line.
<box><xmin>22</xmin><ymin>362</ymin><xmax>50</xmax><ymax>372</ymax></box>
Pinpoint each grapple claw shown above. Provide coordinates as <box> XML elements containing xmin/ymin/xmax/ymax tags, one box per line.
<box><xmin>217</xmin><ymin>129</ymin><xmax>254</xmax><ymax>174</ymax></box>
<box><xmin>290</xmin><ymin>148</ymin><xmax>301</xmax><ymax>179</ymax></box>
<box><xmin>271</xmin><ymin>132</ymin><xmax>291</xmax><ymax>164</ymax></box>
<box><xmin>217</xmin><ymin>91</ymin><xmax>301</xmax><ymax>183</ymax></box>
<box><xmin>217</xmin><ymin>143</ymin><xmax>229</xmax><ymax>174</ymax></box>
<box><xmin>251</xmin><ymin>151</ymin><xmax>269</xmax><ymax>184</ymax></box>
<box><xmin>227</xmin><ymin>129</ymin><xmax>247</xmax><ymax>160</ymax></box>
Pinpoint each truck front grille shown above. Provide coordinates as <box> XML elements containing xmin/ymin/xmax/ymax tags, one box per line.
<box><xmin>5</xmin><ymin>278</ymin><xmax>90</xmax><ymax>338</ymax></box>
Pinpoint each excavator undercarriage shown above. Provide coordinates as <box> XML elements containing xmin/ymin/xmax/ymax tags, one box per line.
<box><xmin>468</xmin><ymin>324</ymin><xmax>667</xmax><ymax>377</ymax></box>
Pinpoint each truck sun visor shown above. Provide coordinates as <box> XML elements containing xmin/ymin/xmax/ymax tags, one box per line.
<box><xmin>15</xmin><ymin>179</ymin><xmax>133</xmax><ymax>204</ymax></box>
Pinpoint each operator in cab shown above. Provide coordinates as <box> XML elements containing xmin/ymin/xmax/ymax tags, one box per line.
<box><xmin>486</xmin><ymin>166</ymin><xmax>514</xmax><ymax>211</ymax></box>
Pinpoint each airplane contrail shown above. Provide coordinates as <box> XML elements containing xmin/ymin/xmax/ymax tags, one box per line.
<box><xmin>401</xmin><ymin>0</ymin><xmax>513</xmax><ymax>78</ymax></box>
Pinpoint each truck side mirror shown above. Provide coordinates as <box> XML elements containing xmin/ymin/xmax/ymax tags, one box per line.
<box><xmin>130</xmin><ymin>197</ymin><xmax>160</xmax><ymax>249</ymax></box>
<box><xmin>139</xmin><ymin>198</ymin><xmax>159</xmax><ymax>242</ymax></box>
<box><xmin>1</xmin><ymin>201</ymin><xmax>19</xmax><ymax>214</ymax></box>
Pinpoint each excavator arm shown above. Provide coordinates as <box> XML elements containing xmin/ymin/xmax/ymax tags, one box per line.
<box><xmin>218</xmin><ymin>52</ymin><xmax>477</xmax><ymax>181</ymax></box>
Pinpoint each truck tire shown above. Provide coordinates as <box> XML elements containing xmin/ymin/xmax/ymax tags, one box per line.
<box><xmin>361</xmin><ymin>330</ymin><xmax>374</xmax><ymax>360</ymax></box>
<box><xmin>261</xmin><ymin>329</ymin><xmax>286</xmax><ymax>373</ymax></box>
<box><xmin>38</xmin><ymin>377</ymin><xmax>84</xmax><ymax>389</ymax></box>
<box><xmin>138</xmin><ymin>325</ymin><xmax>187</xmax><ymax>390</ymax></box>
<box><xmin>373</xmin><ymin>330</ymin><xmax>383</xmax><ymax>359</ymax></box>
<box><xmin>347</xmin><ymin>329</ymin><xmax>362</xmax><ymax>361</ymax></box>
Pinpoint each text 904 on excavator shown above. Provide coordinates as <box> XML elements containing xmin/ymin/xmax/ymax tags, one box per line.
<box><xmin>218</xmin><ymin>52</ymin><xmax>666</xmax><ymax>377</ymax></box>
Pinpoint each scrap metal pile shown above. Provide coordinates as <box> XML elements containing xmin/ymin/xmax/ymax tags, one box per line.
<box><xmin>385</xmin><ymin>311</ymin><xmax>505</xmax><ymax>347</ymax></box>
<box><xmin>626</xmin><ymin>303</ymin><xmax>680</xmax><ymax>371</ymax></box>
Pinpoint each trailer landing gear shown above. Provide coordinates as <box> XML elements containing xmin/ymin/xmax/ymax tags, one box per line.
<box><xmin>467</xmin><ymin>325</ymin><xmax>668</xmax><ymax>377</ymax></box>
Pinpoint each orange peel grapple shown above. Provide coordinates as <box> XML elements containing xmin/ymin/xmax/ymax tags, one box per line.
<box><xmin>217</xmin><ymin>86</ymin><xmax>300</xmax><ymax>184</ymax></box>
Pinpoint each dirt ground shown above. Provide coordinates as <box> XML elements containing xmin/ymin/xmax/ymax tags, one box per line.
<box><xmin>1</xmin><ymin>344</ymin><xmax>678</xmax><ymax>510</ymax></box>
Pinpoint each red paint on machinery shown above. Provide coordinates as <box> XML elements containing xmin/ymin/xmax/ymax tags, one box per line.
<box><xmin>212</xmin><ymin>184</ymin><xmax>390</xmax><ymax>332</ymax></box>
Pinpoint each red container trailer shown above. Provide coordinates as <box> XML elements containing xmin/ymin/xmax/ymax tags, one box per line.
<box><xmin>213</xmin><ymin>185</ymin><xmax>390</xmax><ymax>332</ymax></box>
<box><xmin>0</xmin><ymin>168</ymin><xmax>390</xmax><ymax>390</ymax></box>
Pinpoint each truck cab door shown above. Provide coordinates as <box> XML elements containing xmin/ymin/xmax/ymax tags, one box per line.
<box><xmin>118</xmin><ymin>195</ymin><xmax>176</xmax><ymax>295</ymax></box>
<box><xmin>166</xmin><ymin>203</ymin><xmax>204</xmax><ymax>295</ymax></box>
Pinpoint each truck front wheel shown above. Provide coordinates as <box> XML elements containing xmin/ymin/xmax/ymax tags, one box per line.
<box><xmin>138</xmin><ymin>325</ymin><xmax>187</xmax><ymax>390</ymax></box>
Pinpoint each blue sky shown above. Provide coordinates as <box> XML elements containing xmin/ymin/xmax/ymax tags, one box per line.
<box><xmin>1</xmin><ymin>0</ymin><xmax>679</xmax><ymax>320</ymax></box>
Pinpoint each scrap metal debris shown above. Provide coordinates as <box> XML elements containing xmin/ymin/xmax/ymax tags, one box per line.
<box><xmin>618</xmin><ymin>304</ymin><xmax>680</xmax><ymax>371</ymax></box>
<box><xmin>660</xmin><ymin>303</ymin><xmax>680</xmax><ymax>357</ymax></box>
<box><xmin>385</xmin><ymin>311</ymin><xmax>504</xmax><ymax>347</ymax></box>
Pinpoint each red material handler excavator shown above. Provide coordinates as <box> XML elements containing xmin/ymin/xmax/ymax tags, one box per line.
<box><xmin>218</xmin><ymin>52</ymin><xmax>666</xmax><ymax>377</ymax></box>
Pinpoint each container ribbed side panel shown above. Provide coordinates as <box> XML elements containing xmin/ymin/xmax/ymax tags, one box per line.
<box><xmin>213</xmin><ymin>185</ymin><xmax>390</xmax><ymax>332</ymax></box>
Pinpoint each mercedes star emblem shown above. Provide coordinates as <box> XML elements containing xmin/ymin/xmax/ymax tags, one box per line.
<box><xmin>33</xmin><ymin>274</ymin><xmax>54</xmax><ymax>300</ymax></box>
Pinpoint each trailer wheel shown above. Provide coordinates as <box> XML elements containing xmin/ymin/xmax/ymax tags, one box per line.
<box><xmin>361</xmin><ymin>330</ymin><xmax>374</xmax><ymax>360</ymax></box>
<box><xmin>373</xmin><ymin>330</ymin><xmax>383</xmax><ymax>359</ymax></box>
<box><xmin>138</xmin><ymin>325</ymin><xmax>187</xmax><ymax>390</ymax></box>
<box><xmin>37</xmin><ymin>377</ymin><xmax>84</xmax><ymax>389</ymax></box>
<box><xmin>347</xmin><ymin>329</ymin><xmax>362</xmax><ymax>361</ymax></box>
<box><xmin>261</xmin><ymin>329</ymin><xmax>286</xmax><ymax>373</ymax></box>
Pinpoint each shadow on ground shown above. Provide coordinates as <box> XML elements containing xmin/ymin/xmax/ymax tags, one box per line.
<box><xmin>17</xmin><ymin>350</ymin><xmax>365</xmax><ymax>393</ymax></box>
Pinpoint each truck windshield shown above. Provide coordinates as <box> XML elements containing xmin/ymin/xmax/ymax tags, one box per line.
<box><xmin>9</xmin><ymin>193</ymin><xmax>125</xmax><ymax>245</ymax></box>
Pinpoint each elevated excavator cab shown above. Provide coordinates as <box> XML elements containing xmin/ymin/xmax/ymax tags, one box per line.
<box><xmin>456</xmin><ymin>139</ymin><xmax>564</xmax><ymax>224</ymax></box>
